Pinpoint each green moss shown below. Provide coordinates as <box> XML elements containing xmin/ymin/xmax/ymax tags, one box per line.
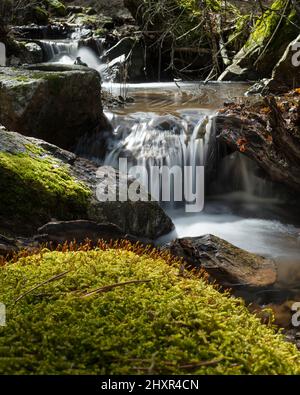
<box><xmin>0</xmin><ymin>148</ymin><xmax>91</xmax><ymax>226</ymax></box>
<box><xmin>44</xmin><ymin>0</ymin><xmax>66</xmax><ymax>17</ymax></box>
<box><xmin>245</xmin><ymin>0</ymin><xmax>292</xmax><ymax>49</ymax></box>
<box><xmin>0</xmin><ymin>247</ymin><xmax>299</xmax><ymax>375</ymax></box>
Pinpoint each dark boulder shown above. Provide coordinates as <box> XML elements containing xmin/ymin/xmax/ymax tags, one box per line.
<box><xmin>0</xmin><ymin>64</ymin><xmax>110</xmax><ymax>153</ymax></box>
<box><xmin>163</xmin><ymin>234</ymin><xmax>277</xmax><ymax>289</ymax></box>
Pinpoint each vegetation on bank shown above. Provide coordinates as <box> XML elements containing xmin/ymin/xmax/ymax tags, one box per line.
<box><xmin>0</xmin><ymin>244</ymin><xmax>299</xmax><ymax>375</ymax></box>
<box><xmin>124</xmin><ymin>0</ymin><xmax>300</xmax><ymax>79</ymax></box>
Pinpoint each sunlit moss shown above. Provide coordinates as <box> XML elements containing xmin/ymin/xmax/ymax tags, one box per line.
<box><xmin>0</xmin><ymin>145</ymin><xmax>91</xmax><ymax>230</ymax></box>
<box><xmin>0</xmin><ymin>246</ymin><xmax>299</xmax><ymax>375</ymax></box>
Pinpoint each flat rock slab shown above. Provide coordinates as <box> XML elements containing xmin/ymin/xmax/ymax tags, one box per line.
<box><xmin>163</xmin><ymin>234</ymin><xmax>277</xmax><ymax>289</ymax></box>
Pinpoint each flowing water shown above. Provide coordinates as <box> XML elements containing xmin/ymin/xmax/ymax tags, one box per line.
<box><xmin>103</xmin><ymin>82</ymin><xmax>300</xmax><ymax>295</ymax></box>
<box><xmin>39</xmin><ymin>38</ymin><xmax>124</xmax><ymax>80</ymax></box>
<box><xmin>43</xmin><ymin>39</ymin><xmax>300</xmax><ymax>295</ymax></box>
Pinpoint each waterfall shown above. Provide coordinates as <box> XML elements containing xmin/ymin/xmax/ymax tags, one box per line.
<box><xmin>104</xmin><ymin>110</ymin><xmax>214</xmax><ymax>205</ymax></box>
<box><xmin>40</xmin><ymin>40</ymin><xmax>79</xmax><ymax>62</ymax></box>
<box><xmin>40</xmin><ymin>38</ymin><xmax>105</xmax><ymax>71</ymax></box>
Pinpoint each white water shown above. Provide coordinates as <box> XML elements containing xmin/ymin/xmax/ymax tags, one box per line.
<box><xmin>40</xmin><ymin>38</ymin><xmax>126</xmax><ymax>81</ymax></box>
<box><xmin>103</xmin><ymin>82</ymin><xmax>300</xmax><ymax>287</ymax></box>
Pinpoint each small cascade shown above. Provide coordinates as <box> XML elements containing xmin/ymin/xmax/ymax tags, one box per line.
<box><xmin>40</xmin><ymin>40</ymin><xmax>79</xmax><ymax>62</ymax></box>
<box><xmin>104</xmin><ymin>110</ymin><xmax>214</xmax><ymax>204</ymax></box>
<box><xmin>213</xmin><ymin>152</ymin><xmax>277</xmax><ymax>198</ymax></box>
<box><xmin>40</xmin><ymin>38</ymin><xmax>104</xmax><ymax>71</ymax></box>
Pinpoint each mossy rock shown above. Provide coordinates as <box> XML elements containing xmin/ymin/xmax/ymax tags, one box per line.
<box><xmin>0</xmin><ymin>132</ymin><xmax>91</xmax><ymax>235</ymax></box>
<box><xmin>44</xmin><ymin>0</ymin><xmax>66</xmax><ymax>17</ymax></box>
<box><xmin>0</xmin><ymin>129</ymin><xmax>173</xmax><ymax>239</ymax></box>
<box><xmin>0</xmin><ymin>246</ymin><xmax>299</xmax><ymax>375</ymax></box>
<box><xmin>220</xmin><ymin>0</ymin><xmax>300</xmax><ymax>80</ymax></box>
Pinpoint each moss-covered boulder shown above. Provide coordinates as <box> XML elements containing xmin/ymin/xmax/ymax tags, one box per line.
<box><xmin>0</xmin><ymin>129</ymin><xmax>91</xmax><ymax>236</ymax></box>
<box><xmin>0</xmin><ymin>64</ymin><xmax>109</xmax><ymax>152</ymax></box>
<box><xmin>0</xmin><ymin>129</ymin><xmax>173</xmax><ymax>239</ymax></box>
<box><xmin>0</xmin><ymin>246</ymin><xmax>299</xmax><ymax>374</ymax></box>
<box><xmin>44</xmin><ymin>0</ymin><xmax>66</xmax><ymax>17</ymax></box>
<box><xmin>219</xmin><ymin>0</ymin><xmax>300</xmax><ymax>81</ymax></box>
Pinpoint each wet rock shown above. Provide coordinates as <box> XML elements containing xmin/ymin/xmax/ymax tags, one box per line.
<box><xmin>0</xmin><ymin>64</ymin><xmax>110</xmax><ymax>152</ymax></box>
<box><xmin>163</xmin><ymin>235</ymin><xmax>277</xmax><ymax>289</ymax></box>
<box><xmin>46</xmin><ymin>0</ymin><xmax>66</xmax><ymax>17</ymax></box>
<box><xmin>148</xmin><ymin>116</ymin><xmax>182</xmax><ymax>134</ymax></box>
<box><xmin>0</xmin><ymin>129</ymin><xmax>173</xmax><ymax>239</ymax></box>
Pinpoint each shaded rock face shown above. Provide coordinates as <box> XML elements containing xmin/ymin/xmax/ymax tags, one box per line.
<box><xmin>36</xmin><ymin>220</ymin><xmax>141</xmax><ymax>245</ymax></box>
<box><xmin>0</xmin><ymin>64</ymin><xmax>110</xmax><ymax>153</ymax></box>
<box><xmin>213</xmin><ymin>94</ymin><xmax>300</xmax><ymax>193</ymax></box>
<box><xmin>11</xmin><ymin>24</ymin><xmax>72</xmax><ymax>40</ymax></box>
<box><xmin>0</xmin><ymin>129</ymin><xmax>173</xmax><ymax>240</ymax></box>
<box><xmin>163</xmin><ymin>235</ymin><xmax>277</xmax><ymax>290</ymax></box>
<box><xmin>6</xmin><ymin>42</ymin><xmax>43</xmax><ymax>66</ymax></box>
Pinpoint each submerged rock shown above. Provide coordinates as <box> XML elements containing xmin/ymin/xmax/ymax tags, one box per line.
<box><xmin>0</xmin><ymin>64</ymin><xmax>110</xmax><ymax>153</ymax></box>
<box><xmin>0</xmin><ymin>129</ymin><xmax>173</xmax><ymax>239</ymax></box>
<box><xmin>163</xmin><ymin>234</ymin><xmax>277</xmax><ymax>289</ymax></box>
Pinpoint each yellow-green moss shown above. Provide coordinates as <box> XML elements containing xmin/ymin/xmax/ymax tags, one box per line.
<box><xmin>245</xmin><ymin>0</ymin><xmax>297</xmax><ymax>50</ymax></box>
<box><xmin>0</xmin><ymin>247</ymin><xmax>299</xmax><ymax>375</ymax></box>
<box><xmin>0</xmin><ymin>146</ymin><xmax>91</xmax><ymax>227</ymax></box>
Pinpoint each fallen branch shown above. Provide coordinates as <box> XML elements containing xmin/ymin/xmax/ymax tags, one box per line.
<box><xmin>15</xmin><ymin>270</ymin><xmax>71</xmax><ymax>304</ymax></box>
<box><xmin>81</xmin><ymin>280</ymin><xmax>151</xmax><ymax>298</ymax></box>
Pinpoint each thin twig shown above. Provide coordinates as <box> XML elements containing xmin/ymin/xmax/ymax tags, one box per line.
<box><xmin>81</xmin><ymin>280</ymin><xmax>151</xmax><ymax>298</ymax></box>
<box><xmin>14</xmin><ymin>270</ymin><xmax>71</xmax><ymax>304</ymax></box>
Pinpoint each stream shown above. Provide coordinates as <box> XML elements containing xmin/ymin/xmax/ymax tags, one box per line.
<box><xmin>103</xmin><ymin>82</ymin><xmax>300</xmax><ymax>296</ymax></box>
<box><xmin>42</xmin><ymin>40</ymin><xmax>300</xmax><ymax>296</ymax></box>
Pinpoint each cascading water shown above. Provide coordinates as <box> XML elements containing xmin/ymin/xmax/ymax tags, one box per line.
<box><xmin>40</xmin><ymin>39</ymin><xmax>79</xmax><ymax>62</ymax></box>
<box><xmin>104</xmin><ymin>110</ymin><xmax>213</xmax><ymax>205</ymax></box>
<box><xmin>40</xmin><ymin>36</ymin><xmax>105</xmax><ymax>72</ymax></box>
<box><xmin>101</xmin><ymin>82</ymin><xmax>300</xmax><ymax>292</ymax></box>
